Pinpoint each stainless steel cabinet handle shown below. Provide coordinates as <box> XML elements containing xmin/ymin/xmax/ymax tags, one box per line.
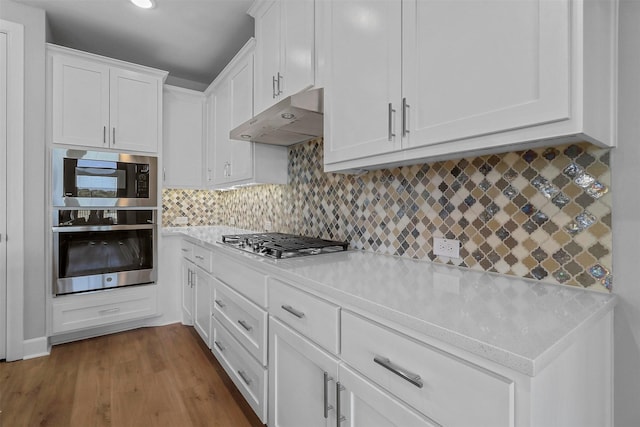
<box><xmin>281</xmin><ymin>304</ymin><xmax>305</xmax><ymax>319</ymax></box>
<box><xmin>402</xmin><ymin>97</ymin><xmax>410</xmax><ymax>137</ymax></box>
<box><xmin>98</xmin><ymin>307</ymin><xmax>120</xmax><ymax>315</ymax></box>
<box><xmin>214</xmin><ymin>340</ymin><xmax>225</xmax><ymax>352</ymax></box>
<box><xmin>190</xmin><ymin>270</ymin><xmax>195</xmax><ymax>288</ymax></box>
<box><xmin>373</xmin><ymin>355</ymin><xmax>423</xmax><ymax>388</ymax></box>
<box><xmin>181</xmin><ymin>248</ymin><xmax>189</xmax><ymax>252</ymax></box>
<box><xmin>272</xmin><ymin>75</ymin><xmax>277</xmax><ymax>99</ymax></box>
<box><xmin>323</xmin><ymin>372</ymin><xmax>334</xmax><ymax>419</ymax></box>
<box><xmin>103</xmin><ymin>126</ymin><xmax>106</xmax><ymax>144</ymax></box>
<box><xmin>336</xmin><ymin>382</ymin><xmax>345</xmax><ymax>425</ymax></box>
<box><xmin>163</xmin><ymin>167</ymin><xmax>166</xmax><ymax>182</ymax></box>
<box><xmin>276</xmin><ymin>72</ymin><xmax>283</xmax><ymax>95</ymax></box>
<box><xmin>238</xmin><ymin>319</ymin><xmax>252</xmax><ymax>331</ymax></box>
<box><xmin>214</xmin><ymin>299</ymin><xmax>225</xmax><ymax>309</ymax></box>
<box><xmin>388</xmin><ymin>103</ymin><xmax>396</xmax><ymax>141</ymax></box>
<box><xmin>112</xmin><ymin>127</ymin><xmax>116</xmax><ymax>145</ymax></box>
<box><xmin>195</xmin><ymin>255</ymin><xmax>204</xmax><ymax>260</ymax></box>
<box><xmin>227</xmin><ymin>162</ymin><xmax>232</xmax><ymax>177</ymax></box>
<box><xmin>238</xmin><ymin>370</ymin><xmax>252</xmax><ymax>386</ymax></box>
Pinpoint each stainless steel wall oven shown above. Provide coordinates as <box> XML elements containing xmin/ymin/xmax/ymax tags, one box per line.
<box><xmin>52</xmin><ymin>209</ymin><xmax>157</xmax><ymax>296</ymax></box>
<box><xmin>52</xmin><ymin>148</ymin><xmax>157</xmax><ymax>207</ymax></box>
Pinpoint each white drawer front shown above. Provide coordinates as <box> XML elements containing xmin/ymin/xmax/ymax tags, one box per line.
<box><xmin>211</xmin><ymin>318</ymin><xmax>267</xmax><ymax>423</ymax></box>
<box><xmin>51</xmin><ymin>285</ymin><xmax>157</xmax><ymax>334</ymax></box>
<box><xmin>212</xmin><ymin>251</ymin><xmax>267</xmax><ymax>307</ymax></box>
<box><xmin>180</xmin><ymin>240</ymin><xmax>195</xmax><ymax>262</ymax></box>
<box><xmin>268</xmin><ymin>278</ymin><xmax>340</xmax><ymax>354</ymax></box>
<box><xmin>213</xmin><ymin>278</ymin><xmax>268</xmax><ymax>365</ymax></box>
<box><xmin>341</xmin><ymin>311</ymin><xmax>514</xmax><ymax>427</ymax></box>
<box><xmin>193</xmin><ymin>245</ymin><xmax>213</xmax><ymax>273</ymax></box>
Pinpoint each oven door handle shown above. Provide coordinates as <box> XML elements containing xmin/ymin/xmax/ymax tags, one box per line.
<box><xmin>52</xmin><ymin>224</ymin><xmax>156</xmax><ymax>233</ymax></box>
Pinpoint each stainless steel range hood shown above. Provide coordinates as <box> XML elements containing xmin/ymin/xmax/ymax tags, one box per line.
<box><xmin>230</xmin><ymin>88</ymin><xmax>323</xmax><ymax>146</ymax></box>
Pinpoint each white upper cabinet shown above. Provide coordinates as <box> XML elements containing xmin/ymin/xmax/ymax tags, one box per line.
<box><xmin>49</xmin><ymin>44</ymin><xmax>166</xmax><ymax>153</ymax></box>
<box><xmin>205</xmin><ymin>38</ymin><xmax>288</xmax><ymax>189</ymax></box>
<box><xmin>320</xmin><ymin>0</ymin><xmax>617</xmax><ymax>173</ymax></box>
<box><xmin>162</xmin><ymin>85</ymin><xmax>204</xmax><ymax>188</ymax></box>
<box><xmin>250</xmin><ymin>0</ymin><xmax>315</xmax><ymax>114</ymax></box>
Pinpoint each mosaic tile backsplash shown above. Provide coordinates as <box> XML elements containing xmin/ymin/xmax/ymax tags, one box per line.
<box><xmin>163</xmin><ymin>139</ymin><xmax>612</xmax><ymax>292</ymax></box>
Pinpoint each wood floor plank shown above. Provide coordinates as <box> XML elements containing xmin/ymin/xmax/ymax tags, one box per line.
<box><xmin>0</xmin><ymin>324</ymin><xmax>263</xmax><ymax>427</ymax></box>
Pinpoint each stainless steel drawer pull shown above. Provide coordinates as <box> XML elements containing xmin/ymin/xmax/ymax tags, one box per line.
<box><xmin>98</xmin><ymin>307</ymin><xmax>120</xmax><ymax>315</ymax></box>
<box><xmin>388</xmin><ymin>102</ymin><xmax>396</xmax><ymax>141</ymax></box>
<box><xmin>336</xmin><ymin>382</ymin><xmax>345</xmax><ymax>425</ymax></box>
<box><xmin>281</xmin><ymin>304</ymin><xmax>305</xmax><ymax>319</ymax></box>
<box><xmin>214</xmin><ymin>341</ymin><xmax>225</xmax><ymax>352</ymax></box>
<box><xmin>237</xmin><ymin>319</ymin><xmax>252</xmax><ymax>331</ymax></box>
<box><xmin>238</xmin><ymin>370</ymin><xmax>252</xmax><ymax>386</ymax></box>
<box><xmin>112</xmin><ymin>127</ymin><xmax>116</xmax><ymax>145</ymax></box>
<box><xmin>181</xmin><ymin>248</ymin><xmax>189</xmax><ymax>252</ymax></box>
<box><xmin>103</xmin><ymin>126</ymin><xmax>106</xmax><ymax>144</ymax></box>
<box><xmin>373</xmin><ymin>355</ymin><xmax>423</xmax><ymax>388</ymax></box>
<box><xmin>402</xmin><ymin>97</ymin><xmax>410</xmax><ymax>137</ymax></box>
<box><xmin>214</xmin><ymin>299</ymin><xmax>225</xmax><ymax>309</ymax></box>
<box><xmin>323</xmin><ymin>371</ymin><xmax>334</xmax><ymax>419</ymax></box>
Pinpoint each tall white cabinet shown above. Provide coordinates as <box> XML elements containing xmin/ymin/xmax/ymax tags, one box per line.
<box><xmin>320</xmin><ymin>0</ymin><xmax>617</xmax><ymax>172</ymax></box>
<box><xmin>49</xmin><ymin>44</ymin><xmax>166</xmax><ymax>153</ymax></box>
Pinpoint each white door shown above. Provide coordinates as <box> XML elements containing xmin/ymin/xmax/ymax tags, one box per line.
<box><xmin>322</xmin><ymin>0</ymin><xmax>403</xmax><ymax>165</ymax></box>
<box><xmin>52</xmin><ymin>54</ymin><xmax>110</xmax><ymax>148</ymax></box>
<box><xmin>181</xmin><ymin>259</ymin><xmax>194</xmax><ymax>325</ymax></box>
<box><xmin>269</xmin><ymin>317</ymin><xmax>339</xmax><ymax>427</ymax></box>
<box><xmin>253</xmin><ymin>0</ymin><xmax>281</xmax><ymax>113</ymax></box>
<box><xmin>228</xmin><ymin>51</ymin><xmax>254</xmax><ymax>183</ymax></box>
<box><xmin>281</xmin><ymin>0</ymin><xmax>315</xmax><ymax>97</ymax></box>
<box><xmin>109</xmin><ymin>68</ymin><xmax>159</xmax><ymax>152</ymax></box>
<box><xmin>0</xmin><ymin>31</ymin><xmax>7</xmax><ymax>359</ymax></box>
<box><xmin>338</xmin><ymin>364</ymin><xmax>438</xmax><ymax>427</ymax></box>
<box><xmin>403</xmin><ymin>0</ymin><xmax>570</xmax><ymax>148</ymax></box>
<box><xmin>193</xmin><ymin>267</ymin><xmax>211</xmax><ymax>345</ymax></box>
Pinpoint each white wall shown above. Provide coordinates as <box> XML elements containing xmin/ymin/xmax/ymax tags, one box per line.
<box><xmin>612</xmin><ymin>1</ymin><xmax>640</xmax><ymax>425</ymax></box>
<box><xmin>0</xmin><ymin>1</ymin><xmax>46</xmax><ymax>341</ymax></box>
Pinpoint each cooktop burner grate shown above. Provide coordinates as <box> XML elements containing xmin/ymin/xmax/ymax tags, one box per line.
<box><xmin>221</xmin><ymin>233</ymin><xmax>349</xmax><ymax>259</ymax></box>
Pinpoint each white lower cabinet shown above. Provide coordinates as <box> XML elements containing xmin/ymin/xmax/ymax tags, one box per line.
<box><xmin>269</xmin><ymin>317</ymin><xmax>339</xmax><ymax>427</ymax></box>
<box><xmin>337</xmin><ymin>364</ymin><xmax>438</xmax><ymax>427</ymax></box>
<box><xmin>212</xmin><ymin>317</ymin><xmax>268</xmax><ymax>422</ymax></box>
<box><xmin>51</xmin><ymin>285</ymin><xmax>157</xmax><ymax>334</ymax></box>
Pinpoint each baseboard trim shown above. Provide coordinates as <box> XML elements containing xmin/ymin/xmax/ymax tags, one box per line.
<box><xmin>22</xmin><ymin>336</ymin><xmax>50</xmax><ymax>359</ymax></box>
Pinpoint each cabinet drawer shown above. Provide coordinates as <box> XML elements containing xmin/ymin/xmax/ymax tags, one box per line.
<box><xmin>212</xmin><ymin>251</ymin><xmax>268</xmax><ymax>307</ymax></box>
<box><xmin>341</xmin><ymin>311</ymin><xmax>514</xmax><ymax>427</ymax></box>
<box><xmin>212</xmin><ymin>278</ymin><xmax>268</xmax><ymax>365</ymax></box>
<box><xmin>193</xmin><ymin>245</ymin><xmax>213</xmax><ymax>273</ymax></box>
<box><xmin>268</xmin><ymin>278</ymin><xmax>340</xmax><ymax>354</ymax></box>
<box><xmin>180</xmin><ymin>240</ymin><xmax>195</xmax><ymax>262</ymax></box>
<box><xmin>51</xmin><ymin>285</ymin><xmax>157</xmax><ymax>334</ymax></box>
<box><xmin>211</xmin><ymin>318</ymin><xmax>267</xmax><ymax>423</ymax></box>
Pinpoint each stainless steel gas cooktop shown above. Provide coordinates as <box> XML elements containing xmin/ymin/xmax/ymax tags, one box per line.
<box><xmin>220</xmin><ymin>232</ymin><xmax>349</xmax><ymax>259</ymax></box>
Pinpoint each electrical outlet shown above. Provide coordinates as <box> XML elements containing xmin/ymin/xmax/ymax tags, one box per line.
<box><xmin>433</xmin><ymin>237</ymin><xmax>460</xmax><ymax>258</ymax></box>
<box><xmin>174</xmin><ymin>216</ymin><xmax>188</xmax><ymax>225</ymax></box>
<box><xmin>264</xmin><ymin>220</ymin><xmax>272</xmax><ymax>231</ymax></box>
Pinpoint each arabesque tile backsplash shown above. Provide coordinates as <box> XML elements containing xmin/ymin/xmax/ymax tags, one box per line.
<box><xmin>163</xmin><ymin>139</ymin><xmax>612</xmax><ymax>292</ymax></box>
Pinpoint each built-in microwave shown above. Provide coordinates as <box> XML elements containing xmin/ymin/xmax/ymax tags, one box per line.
<box><xmin>52</xmin><ymin>148</ymin><xmax>157</xmax><ymax>207</ymax></box>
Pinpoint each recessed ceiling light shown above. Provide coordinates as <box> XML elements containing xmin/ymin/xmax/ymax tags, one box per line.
<box><xmin>130</xmin><ymin>0</ymin><xmax>155</xmax><ymax>9</ymax></box>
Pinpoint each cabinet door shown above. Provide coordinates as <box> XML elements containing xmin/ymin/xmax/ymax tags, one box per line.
<box><xmin>269</xmin><ymin>317</ymin><xmax>339</xmax><ymax>427</ymax></box>
<box><xmin>162</xmin><ymin>87</ymin><xmax>204</xmax><ymax>188</ymax></box>
<box><xmin>52</xmin><ymin>55</ymin><xmax>110</xmax><ymax>148</ymax></box>
<box><xmin>254</xmin><ymin>0</ymin><xmax>281</xmax><ymax>113</ymax></box>
<box><xmin>322</xmin><ymin>0</ymin><xmax>403</xmax><ymax>165</ymax></box>
<box><xmin>281</xmin><ymin>0</ymin><xmax>315</xmax><ymax>97</ymax></box>
<box><xmin>181</xmin><ymin>259</ymin><xmax>194</xmax><ymax>325</ymax></box>
<box><xmin>194</xmin><ymin>267</ymin><xmax>211</xmax><ymax>346</ymax></box>
<box><xmin>403</xmin><ymin>0</ymin><xmax>570</xmax><ymax>148</ymax></box>
<box><xmin>228</xmin><ymin>51</ymin><xmax>254</xmax><ymax>183</ymax></box>
<box><xmin>110</xmin><ymin>68</ymin><xmax>159</xmax><ymax>153</ymax></box>
<box><xmin>337</xmin><ymin>364</ymin><xmax>438</xmax><ymax>427</ymax></box>
<box><xmin>210</xmin><ymin>82</ymin><xmax>232</xmax><ymax>186</ymax></box>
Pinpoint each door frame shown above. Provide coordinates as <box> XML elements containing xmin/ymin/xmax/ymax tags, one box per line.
<box><xmin>0</xmin><ymin>19</ymin><xmax>25</xmax><ymax>361</ymax></box>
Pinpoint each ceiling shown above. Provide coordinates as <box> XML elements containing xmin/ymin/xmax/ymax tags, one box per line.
<box><xmin>11</xmin><ymin>0</ymin><xmax>255</xmax><ymax>91</ymax></box>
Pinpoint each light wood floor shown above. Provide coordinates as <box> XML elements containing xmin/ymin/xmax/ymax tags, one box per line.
<box><xmin>0</xmin><ymin>324</ymin><xmax>263</xmax><ymax>427</ymax></box>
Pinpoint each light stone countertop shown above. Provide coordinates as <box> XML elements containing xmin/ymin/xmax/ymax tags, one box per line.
<box><xmin>163</xmin><ymin>226</ymin><xmax>617</xmax><ymax>376</ymax></box>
